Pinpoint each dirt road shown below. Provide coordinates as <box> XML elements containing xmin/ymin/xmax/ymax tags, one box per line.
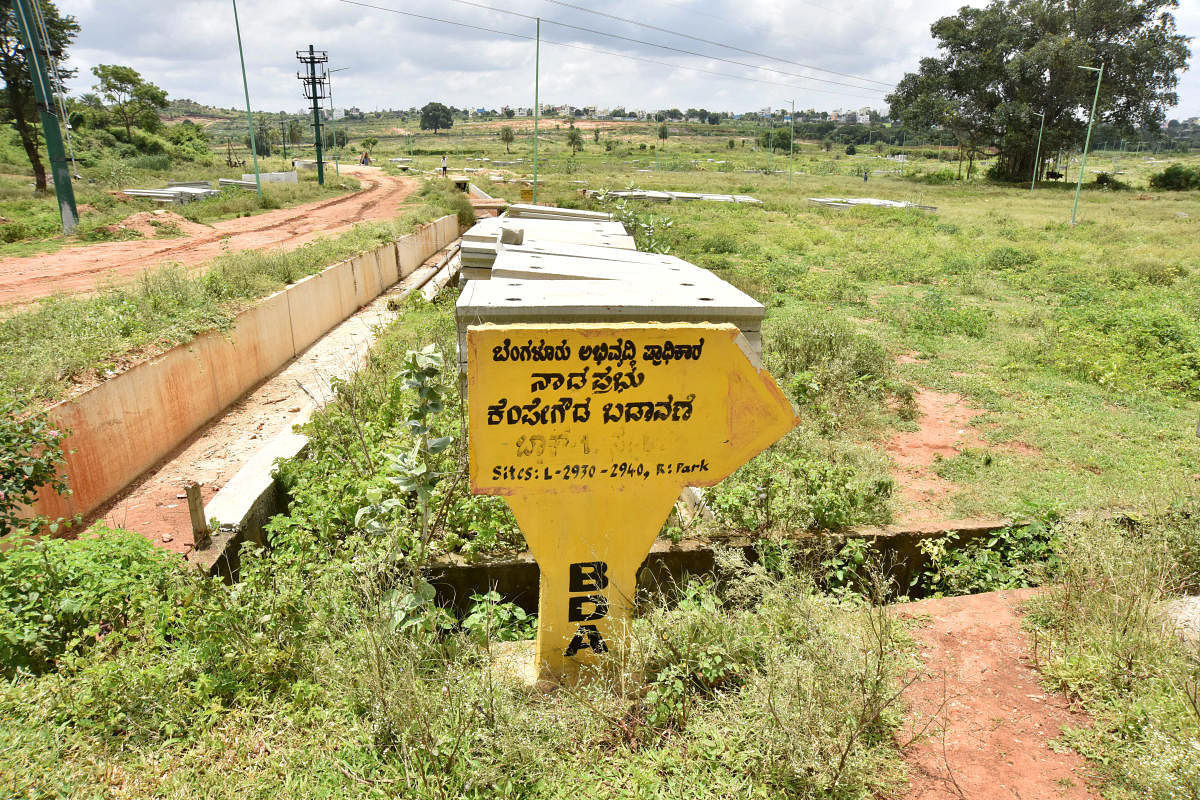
<box><xmin>0</xmin><ymin>165</ymin><xmax>418</xmax><ymax>305</ymax></box>
<box><xmin>897</xmin><ymin>589</ymin><xmax>1100</xmax><ymax>800</ymax></box>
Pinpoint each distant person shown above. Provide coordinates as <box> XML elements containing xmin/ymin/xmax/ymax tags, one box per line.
<box><xmin>360</xmin><ymin>151</ymin><xmax>370</xmax><ymax>165</ymax></box>
<box><xmin>441</xmin><ymin>155</ymin><xmax>448</xmax><ymax>177</ymax></box>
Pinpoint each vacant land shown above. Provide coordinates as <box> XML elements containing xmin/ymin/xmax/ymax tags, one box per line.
<box><xmin>3</xmin><ymin>123</ymin><xmax>1199</xmax><ymax>798</ymax></box>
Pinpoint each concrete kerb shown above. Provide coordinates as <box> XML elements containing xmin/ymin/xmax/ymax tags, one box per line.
<box><xmin>426</xmin><ymin>518</ymin><xmax>1014</xmax><ymax>616</ymax></box>
<box><xmin>32</xmin><ymin>215</ymin><xmax>460</xmax><ymax>524</ymax></box>
<box><xmin>192</xmin><ymin>405</ymin><xmax>314</xmax><ymax>578</ymax></box>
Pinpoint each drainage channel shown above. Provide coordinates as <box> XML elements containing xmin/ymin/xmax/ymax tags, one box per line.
<box><xmin>91</xmin><ymin>239</ymin><xmax>463</xmax><ymax>563</ymax></box>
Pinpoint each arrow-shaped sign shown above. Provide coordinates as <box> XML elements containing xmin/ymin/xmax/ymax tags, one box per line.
<box><xmin>467</xmin><ymin>322</ymin><xmax>798</xmax><ymax>678</ymax></box>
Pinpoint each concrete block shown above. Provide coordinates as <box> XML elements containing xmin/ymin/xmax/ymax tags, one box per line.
<box><xmin>192</xmin><ymin>406</ymin><xmax>314</xmax><ymax>577</ymax></box>
<box><xmin>200</xmin><ymin>288</ymin><xmax>296</xmax><ymax>410</ymax></box>
<box><xmin>377</xmin><ymin>242</ymin><xmax>399</xmax><ymax>286</ymax></box>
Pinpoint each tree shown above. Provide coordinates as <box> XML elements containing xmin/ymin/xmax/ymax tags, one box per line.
<box><xmin>499</xmin><ymin>124</ymin><xmax>514</xmax><ymax>153</ymax></box>
<box><xmin>593</xmin><ymin>128</ymin><xmax>599</xmax><ymax>143</ymax></box>
<box><xmin>888</xmin><ymin>0</ymin><xmax>1190</xmax><ymax>181</ymax></box>
<box><xmin>845</xmin><ymin>143</ymin><xmax>857</xmax><ymax>155</ymax></box>
<box><xmin>0</xmin><ymin>0</ymin><xmax>79</xmax><ymax>192</ymax></box>
<box><xmin>287</xmin><ymin>119</ymin><xmax>304</xmax><ymax>144</ymax></box>
<box><xmin>419</xmin><ymin>101</ymin><xmax>453</xmax><ymax>133</ymax></box>
<box><xmin>503</xmin><ymin>106</ymin><xmax>515</xmax><ymax>118</ymax></box>
<box><xmin>91</xmin><ymin>64</ymin><xmax>168</xmax><ymax>138</ymax></box>
<box><xmin>707</xmin><ymin>112</ymin><xmax>720</xmax><ymax>125</ymax></box>
<box><xmin>657</xmin><ymin>122</ymin><xmax>669</xmax><ymax>144</ymax></box>
<box><xmin>566</xmin><ymin>125</ymin><xmax>583</xmax><ymax>153</ymax></box>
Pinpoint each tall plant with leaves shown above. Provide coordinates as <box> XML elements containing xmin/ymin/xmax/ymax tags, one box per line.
<box><xmin>0</xmin><ymin>0</ymin><xmax>79</xmax><ymax>192</ymax></box>
<box><xmin>0</xmin><ymin>398</ymin><xmax>69</xmax><ymax>536</ymax></box>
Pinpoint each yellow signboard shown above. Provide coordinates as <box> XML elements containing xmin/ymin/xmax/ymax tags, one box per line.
<box><xmin>467</xmin><ymin>322</ymin><xmax>797</xmax><ymax>678</ymax></box>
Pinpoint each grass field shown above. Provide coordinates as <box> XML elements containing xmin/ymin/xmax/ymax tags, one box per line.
<box><xmin>2</xmin><ymin>119</ymin><xmax>1199</xmax><ymax>798</ymax></box>
<box><xmin>317</xmin><ymin>120</ymin><xmax>1200</xmax><ymax>530</ymax></box>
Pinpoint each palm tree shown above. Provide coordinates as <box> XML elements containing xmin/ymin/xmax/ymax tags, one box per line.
<box><xmin>566</xmin><ymin>126</ymin><xmax>583</xmax><ymax>154</ymax></box>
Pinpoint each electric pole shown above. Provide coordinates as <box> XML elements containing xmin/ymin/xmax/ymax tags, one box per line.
<box><xmin>231</xmin><ymin>0</ymin><xmax>261</xmax><ymax>197</ymax></box>
<box><xmin>11</xmin><ymin>0</ymin><xmax>77</xmax><ymax>233</ymax></box>
<box><xmin>297</xmin><ymin>46</ymin><xmax>328</xmax><ymax>186</ymax></box>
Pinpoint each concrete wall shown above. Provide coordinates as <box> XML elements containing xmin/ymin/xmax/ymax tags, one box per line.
<box><xmin>32</xmin><ymin>215</ymin><xmax>460</xmax><ymax>522</ymax></box>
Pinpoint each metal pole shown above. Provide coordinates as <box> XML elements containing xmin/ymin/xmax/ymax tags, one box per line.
<box><xmin>280</xmin><ymin>119</ymin><xmax>287</xmax><ymax>159</ymax></box>
<box><xmin>12</xmin><ymin>0</ymin><xmax>77</xmax><ymax>232</ymax></box>
<box><xmin>328</xmin><ymin>67</ymin><xmax>348</xmax><ymax>178</ymax></box>
<box><xmin>231</xmin><ymin>0</ymin><xmax>261</xmax><ymax>197</ymax></box>
<box><xmin>1030</xmin><ymin>111</ymin><xmax>1045</xmax><ymax>191</ymax></box>
<box><xmin>788</xmin><ymin>99</ymin><xmax>794</xmax><ymax>188</ymax></box>
<box><xmin>533</xmin><ymin>17</ymin><xmax>540</xmax><ymax>204</ymax></box>
<box><xmin>1071</xmin><ymin>64</ymin><xmax>1103</xmax><ymax>226</ymax></box>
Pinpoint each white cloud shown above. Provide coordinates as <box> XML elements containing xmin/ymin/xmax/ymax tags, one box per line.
<box><xmin>56</xmin><ymin>0</ymin><xmax>1198</xmax><ymax>118</ymax></box>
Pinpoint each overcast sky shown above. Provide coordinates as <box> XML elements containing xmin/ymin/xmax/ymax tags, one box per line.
<box><xmin>57</xmin><ymin>0</ymin><xmax>1199</xmax><ymax>119</ymax></box>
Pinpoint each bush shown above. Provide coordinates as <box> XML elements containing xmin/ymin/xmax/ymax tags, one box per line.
<box><xmin>0</xmin><ymin>400</ymin><xmax>70</xmax><ymax>535</ymax></box>
<box><xmin>910</xmin><ymin>169</ymin><xmax>957</xmax><ymax>185</ymax></box>
<box><xmin>889</xmin><ymin>289</ymin><xmax>992</xmax><ymax>338</ymax></box>
<box><xmin>1148</xmin><ymin>163</ymin><xmax>1200</xmax><ymax>191</ymax></box>
<box><xmin>1092</xmin><ymin>172</ymin><xmax>1132</xmax><ymax>191</ymax></box>
<box><xmin>0</xmin><ymin>529</ymin><xmax>176</xmax><ymax>677</ymax></box>
<box><xmin>1026</xmin><ymin>506</ymin><xmax>1200</xmax><ymax>796</ymax></box>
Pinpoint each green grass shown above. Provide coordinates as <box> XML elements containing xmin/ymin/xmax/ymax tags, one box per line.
<box><xmin>0</xmin><ymin>181</ymin><xmax>464</xmax><ymax>406</ymax></box>
<box><xmin>1025</xmin><ymin>505</ymin><xmax>1200</xmax><ymax>798</ymax></box>
<box><xmin>0</xmin><ymin>527</ymin><xmax>914</xmax><ymax>799</ymax></box>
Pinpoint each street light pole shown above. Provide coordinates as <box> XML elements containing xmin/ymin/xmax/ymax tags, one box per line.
<box><xmin>327</xmin><ymin>66</ymin><xmax>349</xmax><ymax>177</ymax></box>
<box><xmin>533</xmin><ymin>17</ymin><xmax>540</xmax><ymax>204</ymax></box>
<box><xmin>1071</xmin><ymin>63</ymin><xmax>1103</xmax><ymax>226</ymax></box>
<box><xmin>231</xmin><ymin>0</ymin><xmax>261</xmax><ymax>197</ymax></box>
<box><xmin>1030</xmin><ymin>110</ymin><xmax>1045</xmax><ymax>191</ymax></box>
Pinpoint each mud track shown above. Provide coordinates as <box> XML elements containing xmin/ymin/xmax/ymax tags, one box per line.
<box><xmin>0</xmin><ymin>165</ymin><xmax>418</xmax><ymax>306</ymax></box>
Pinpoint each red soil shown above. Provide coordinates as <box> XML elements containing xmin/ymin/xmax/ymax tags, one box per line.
<box><xmin>886</xmin><ymin>389</ymin><xmax>987</xmax><ymax>521</ymax></box>
<box><xmin>897</xmin><ymin>589</ymin><xmax>1100</xmax><ymax>800</ymax></box>
<box><xmin>0</xmin><ymin>165</ymin><xmax>417</xmax><ymax>306</ymax></box>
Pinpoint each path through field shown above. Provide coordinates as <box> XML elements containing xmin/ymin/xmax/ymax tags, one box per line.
<box><xmin>0</xmin><ymin>165</ymin><xmax>418</xmax><ymax>305</ymax></box>
<box><xmin>897</xmin><ymin>589</ymin><xmax>1100</xmax><ymax>800</ymax></box>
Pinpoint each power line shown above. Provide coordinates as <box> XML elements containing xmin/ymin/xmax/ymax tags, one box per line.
<box><xmin>429</xmin><ymin>0</ymin><xmax>888</xmax><ymax>93</ymax></box>
<box><xmin>337</xmin><ymin>0</ymin><xmax>886</xmax><ymax>100</ymax></box>
<box><xmin>537</xmin><ymin>0</ymin><xmax>893</xmax><ymax>88</ymax></box>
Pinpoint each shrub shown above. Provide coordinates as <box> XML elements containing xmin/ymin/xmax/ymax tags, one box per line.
<box><xmin>0</xmin><ymin>400</ymin><xmax>70</xmax><ymax>536</ymax></box>
<box><xmin>0</xmin><ymin>529</ymin><xmax>176</xmax><ymax>677</ymax></box>
<box><xmin>889</xmin><ymin>289</ymin><xmax>992</xmax><ymax>338</ymax></box>
<box><xmin>766</xmin><ymin>309</ymin><xmax>914</xmax><ymax>432</ymax></box>
<box><xmin>910</xmin><ymin>168</ymin><xmax>957</xmax><ymax>185</ymax></box>
<box><xmin>1092</xmin><ymin>172</ymin><xmax>1131</xmax><ymax>191</ymax></box>
<box><xmin>1148</xmin><ymin>163</ymin><xmax>1200</xmax><ymax>191</ymax></box>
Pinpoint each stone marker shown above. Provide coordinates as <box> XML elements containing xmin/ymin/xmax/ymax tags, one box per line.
<box><xmin>467</xmin><ymin>322</ymin><xmax>797</xmax><ymax>679</ymax></box>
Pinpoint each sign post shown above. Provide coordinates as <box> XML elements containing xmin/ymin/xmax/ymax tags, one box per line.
<box><xmin>467</xmin><ymin>322</ymin><xmax>797</xmax><ymax>679</ymax></box>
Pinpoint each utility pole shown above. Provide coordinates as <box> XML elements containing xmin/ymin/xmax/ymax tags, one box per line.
<box><xmin>787</xmin><ymin>99</ymin><xmax>794</xmax><ymax>188</ymax></box>
<box><xmin>11</xmin><ymin>0</ymin><xmax>77</xmax><ymax>232</ymax></box>
<box><xmin>327</xmin><ymin>66</ymin><xmax>349</xmax><ymax>177</ymax></box>
<box><xmin>231</xmin><ymin>0</ymin><xmax>261</xmax><ymax>197</ymax></box>
<box><xmin>533</xmin><ymin>17</ymin><xmax>540</xmax><ymax>204</ymax></box>
<box><xmin>280</xmin><ymin>118</ymin><xmax>287</xmax><ymax>160</ymax></box>
<box><xmin>1071</xmin><ymin>63</ymin><xmax>1103</xmax><ymax>226</ymax></box>
<box><xmin>1030</xmin><ymin>110</ymin><xmax>1045</xmax><ymax>191</ymax></box>
<box><xmin>297</xmin><ymin>46</ymin><xmax>328</xmax><ymax>186</ymax></box>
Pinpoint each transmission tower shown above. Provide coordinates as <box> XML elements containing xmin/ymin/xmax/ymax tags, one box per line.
<box><xmin>296</xmin><ymin>46</ymin><xmax>328</xmax><ymax>185</ymax></box>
